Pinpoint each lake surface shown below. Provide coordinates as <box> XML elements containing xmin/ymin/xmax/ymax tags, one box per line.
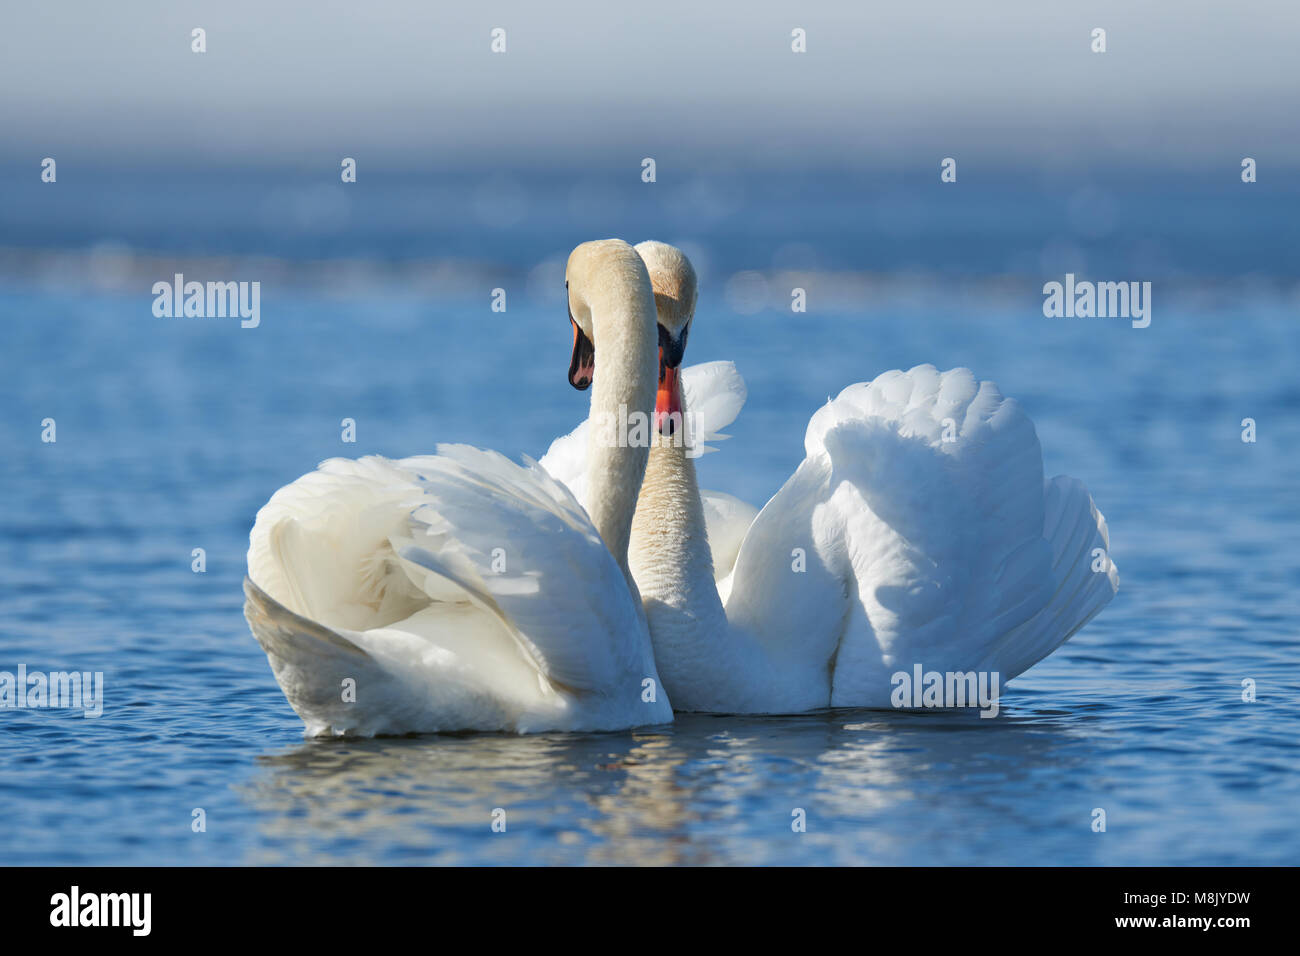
<box><xmin>1</xmin><ymin>263</ymin><xmax>1296</xmax><ymax>866</ymax></box>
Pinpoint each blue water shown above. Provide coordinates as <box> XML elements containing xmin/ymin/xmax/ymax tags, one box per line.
<box><xmin>1</xmin><ymin>257</ymin><xmax>1296</xmax><ymax>864</ymax></box>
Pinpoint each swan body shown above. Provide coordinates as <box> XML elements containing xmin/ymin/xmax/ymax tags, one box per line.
<box><xmin>244</xmin><ymin>240</ymin><xmax>672</xmax><ymax>736</ymax></box>
<box><xmin>624</xmin><ymin>242</ymin><xmax>1119</xmax><ymax>714</ymax></box>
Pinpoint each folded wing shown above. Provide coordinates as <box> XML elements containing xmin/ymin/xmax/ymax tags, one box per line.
<box><xmin>245</xmin><ymin>448</ymin><xmax>666</xmax><ymax>735</ymax></box>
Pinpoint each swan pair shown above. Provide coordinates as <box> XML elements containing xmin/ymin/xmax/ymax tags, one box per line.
<box><xmin>245</xmin><ymin>239</ymin><xmax>1118</xmax><ymax>735</ymax></box>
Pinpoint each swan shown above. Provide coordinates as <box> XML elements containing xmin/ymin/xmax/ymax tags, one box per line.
<box><xmin>620</xmin><ymin>241</ymin><xmax>1120</xmax><ymax>714</ymax></box>
<box><xmin>243</xmin><ymin>239</ymin><xmax>673</xmax><ymax>736</ymax></box>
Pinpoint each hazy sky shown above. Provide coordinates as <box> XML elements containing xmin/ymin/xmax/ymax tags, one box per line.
<box><xmin>2</xmin><ymin>1</ymin><xmax>1297</xmax><ymax>170</ymax></box>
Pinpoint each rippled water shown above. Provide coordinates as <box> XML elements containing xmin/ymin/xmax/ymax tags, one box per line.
<box><xmin>1</xmin><ymin>283</ymin><xmax>1297</xmax><ymax>865</ymax></box>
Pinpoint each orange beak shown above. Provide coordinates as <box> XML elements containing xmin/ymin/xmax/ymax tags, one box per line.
<box><xmin>655</xmin><ymin>350</ymin><xmax>683</xmax><ymax>437</ymax></box>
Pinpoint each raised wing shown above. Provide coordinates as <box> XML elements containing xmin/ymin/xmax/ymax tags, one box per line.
<box><xmin>724</xmin><ymin>365</ymin><xmax>1117</xmax><ymax>706</ymax></box>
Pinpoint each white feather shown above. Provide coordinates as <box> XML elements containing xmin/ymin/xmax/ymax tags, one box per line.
<box><xmin>245</xmin><ymin>449</ymin><xmax>671</xmax><ymax>736</ymax></box>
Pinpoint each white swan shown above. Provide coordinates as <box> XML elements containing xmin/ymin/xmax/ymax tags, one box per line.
<box><xmin>621</xmin><ymin>241</ymin><xmax>1119</xmax><ymax>713</ymax></box>
<box><xmin>243</xmin><ymin>239</ymin><xmax>672</xmax><ymax>735</ymax></box>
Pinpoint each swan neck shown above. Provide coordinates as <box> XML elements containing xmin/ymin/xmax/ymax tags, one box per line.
<box><xmin>629</xmin><ymin>392</ymin><xmax>805</xmax><ymax>713</ymax></box>
<box><xmin>585</xmin><ymin>280</ymin><xmax>658</xmax><ymax>580</ymax></box>
<box><xmin>629</xmin><ymin>393</ymin><xmax>726</xmax><ymax>628</ymax></box>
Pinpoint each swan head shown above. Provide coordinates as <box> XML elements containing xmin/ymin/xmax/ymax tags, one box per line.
<box><xmin>634</xmin><ymin>241</ymin><xmax>697</xmax><ymax>436</ymax></box>
<box><xmin>563</xmin><ymin>239</ymin><xmax>655</xmax><ymax>392</ymax></box>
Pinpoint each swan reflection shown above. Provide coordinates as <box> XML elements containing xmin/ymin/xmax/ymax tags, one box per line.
<box><xmin>237</xmin><ymin>706</ymin><xmax>1088</xmax><ymax>865</ymax></box>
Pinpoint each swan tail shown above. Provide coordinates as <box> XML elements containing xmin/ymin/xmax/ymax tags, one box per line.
<box><xmin>243</xmin><ymin>576</ymin><xmax>399</xmax><ymax>736</ymax></box>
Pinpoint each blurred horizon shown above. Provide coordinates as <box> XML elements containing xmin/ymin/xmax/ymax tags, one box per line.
<box><xmin>4</xmin><ymin>1</ymin><xmax>1300</xmax><ymax>168</ymax></box>
<box><xmin>4</xmin><ymin>0</ymin><xmax>1298</xmax><ymax>290</ymax></box>
<box><xmin>3</xmin><ymin>165</ymin><xmax>1297</xmax><ymax>299</ymax></box>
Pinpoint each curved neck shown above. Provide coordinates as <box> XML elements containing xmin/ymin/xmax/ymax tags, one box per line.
<box><xmin>584</xmin><ymin>275</ymin><xmax>658</xmax><ymax>584</ymax></box>
<box><xmin>629</xmin><ymin>428</ymin><xmax>721</xmax><ymax>621</ymax></box>
<box><xmin>628</xmin><ymin>391</ymin><xmax>737</xmax><ymax>703</ymax></box>
<box><xmin>628</xmin><ymin>388</ymin><xmax>820</xmax><ymax>713</ymax></box>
